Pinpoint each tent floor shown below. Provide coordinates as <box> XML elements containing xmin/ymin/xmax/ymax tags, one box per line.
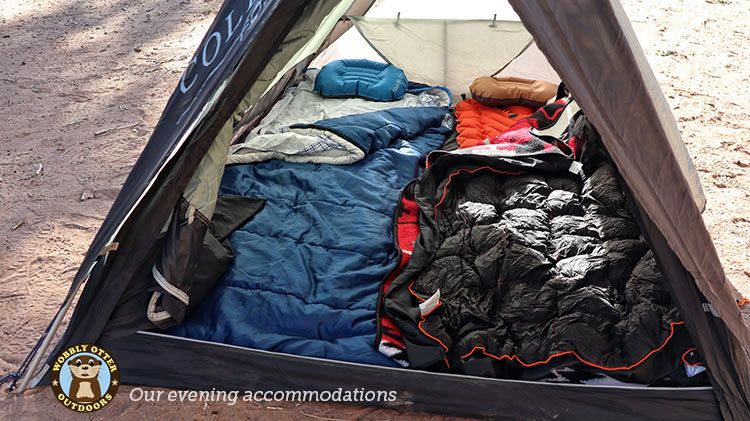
<box><xmin>78</xmin><ymin>331</ymin><xmax>721</xmax><ymax>420</ymax></box>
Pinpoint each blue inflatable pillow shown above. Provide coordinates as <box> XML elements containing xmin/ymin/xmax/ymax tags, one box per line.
<box><xmin>314</xmin><ymin>59</ymin><xmax>408</xmax><ymax>101</ymax></box>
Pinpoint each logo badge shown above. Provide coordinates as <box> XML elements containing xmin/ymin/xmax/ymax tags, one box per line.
<box><xmin>50</xmin><ymin>344</ymin><xmax>119</xmax><ymax>412</ymax></box>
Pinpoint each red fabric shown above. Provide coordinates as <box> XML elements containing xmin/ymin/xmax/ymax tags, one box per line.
<box><xmin>378</xmin><ymin>193</ymin><xmax>421</xmax><ymax>359</ymax></box>
<box><xmin>482</xmin><ymin>98</ymin><xmax>576</xmax><ymax>156</ymax></box>
<box><xmin>455</xmin><ymin>99</ymin><xmax>534</xmax><ymax>148</ymax></box>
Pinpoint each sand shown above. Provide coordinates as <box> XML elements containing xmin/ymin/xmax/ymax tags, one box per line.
<box><xmin>1</xmin><ymin>0</ymin><xmax>748</xmax><ymax>419</ymax></box>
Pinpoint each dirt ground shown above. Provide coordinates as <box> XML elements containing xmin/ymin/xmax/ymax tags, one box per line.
<box><xmin>1</xmin><ymin>0</ymin><xmax>749</xmax><ymax>419</ymax></box>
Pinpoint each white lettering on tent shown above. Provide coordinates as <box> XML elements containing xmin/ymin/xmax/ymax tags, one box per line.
<box><xmin>177</xmin><ymin>0</ymin><xmax>267</xmax><ymax>95</ymax></box>
<box><xmin>202</xmin><ymin>31</ymin><xmax>223</xmax><ymax>67</ymax></box>
<box><xmin>247</xmin><ymin>0</ymin><xmax>263</xmax><ymax>17</ymax></box>
<box><xmin>224</xmin><ymin>10</ymin><xmax>243</xmax><ymax>39</ymax></box>
<box><xmin>180</xmin><ymin>56</ymin><xmax>199</xmax><ymax>94</ymax></box>
<box><xmin>241</xmin><ymin>0</ymin><xmax>266</xmax><ymax>41</ymax></box>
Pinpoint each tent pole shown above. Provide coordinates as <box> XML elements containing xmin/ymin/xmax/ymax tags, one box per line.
<box><xmin>14</xmin><ymin>271</ymin><xmax>90</xmax><ymax>394</ymax></box>
<box><xmin>442</xmin><ymin>20</ymin><xmax>447</xmax><ymax>89</ymax></box>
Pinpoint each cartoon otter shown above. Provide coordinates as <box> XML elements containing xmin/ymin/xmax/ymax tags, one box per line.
<box><xmin>67</xmin><ymin>356</ymin><xmax>102</xmax><ymax>404</ymax></box>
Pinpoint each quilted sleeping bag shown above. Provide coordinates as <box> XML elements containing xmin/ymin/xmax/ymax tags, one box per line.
<box><xmin>170</xmin><ymin>106</ymin><xmax>451</xmax><ymax>366</ymax></box>
<box><xmin>380</xmin><ymin>115</ymin><xmax>701</xmax><ymax>385</ymax></box>
<box><xmin>455</xmin><ymin>99</ymin><xmax>534</xmax><ymax>148</ymax></box>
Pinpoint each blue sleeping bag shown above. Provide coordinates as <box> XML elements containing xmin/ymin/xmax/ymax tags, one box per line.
<box><xmin>170</xmin><ymin>106</ymin><xmax>450</xmax><ymax>366</ymax></box>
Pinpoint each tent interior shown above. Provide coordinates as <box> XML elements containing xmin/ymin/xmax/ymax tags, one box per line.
<box><xmin>101</xmin><ymin>0</ymin><xmax>715</xmax><ymax>391</ymax></box>
<box><xmin>28</xmin><ymin>1</ymin><xmax>750</xmax><ymax>418</ymax></box>
<box><xmin>116</xmin><ymin>1</ymin><xmax>709</xmax><ymax>387</ymax></box>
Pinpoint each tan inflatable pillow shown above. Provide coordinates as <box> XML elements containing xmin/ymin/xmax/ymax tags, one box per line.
<box><xmin>470</xmin><ymin>76</ymin><xmax>557</xmax><ymax>109</ymax></box>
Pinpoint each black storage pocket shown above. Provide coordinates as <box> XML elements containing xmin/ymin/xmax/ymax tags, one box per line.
<box><xmin>147</xmin><ymin>195</ymin><xmax>265</xmax><ymax>329</ymax></box>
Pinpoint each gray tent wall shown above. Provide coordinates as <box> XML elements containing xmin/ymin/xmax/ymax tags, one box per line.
<box><xmin>509</xmin><ymin>0</ymin><xmax>750</xmax><ymax>417</ymax></box>
<box><xmin>13</xmin><ymin>0</ymin><xmax>748</xmax><ymax>419</ymax></box>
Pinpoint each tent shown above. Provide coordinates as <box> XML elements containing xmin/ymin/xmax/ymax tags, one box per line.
<box><xmin>8</xmin><ymin>0</ymin><xmax>750</xmax><ymax>418</ymax></box>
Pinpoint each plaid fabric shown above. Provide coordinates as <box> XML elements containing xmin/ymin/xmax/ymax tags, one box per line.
<box><xmin>296</xmin><ymin>134</ymin><xmax>347</xmax><ymax>155</ymax></box>
<box><xmin>485</xmin><ymin>98</ymin><xmax>576</xmax><ymax>156</ymax></box>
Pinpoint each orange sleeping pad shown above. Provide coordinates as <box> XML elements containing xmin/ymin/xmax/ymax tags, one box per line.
<box><xmin>455</xmin><ymin>99</ymin><xmax>535</xmax><ymax>148</ymax></box>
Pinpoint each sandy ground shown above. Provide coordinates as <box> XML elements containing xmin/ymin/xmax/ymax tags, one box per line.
<box><xmin>0</xmin><ymin>0</ymin><xmax>748</xmax><ymax>419</ymax></box>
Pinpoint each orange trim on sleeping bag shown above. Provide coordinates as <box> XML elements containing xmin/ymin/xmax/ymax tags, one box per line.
<box><xmin>410</xmin><ymin>278</ymin><xmax>693</xmax><ymax>372</ymax></box>
<box><xmin>455</xmin><ymin>99</ymin><xmax>534</xmax><ymax>148</ymax></box>
<box><xmin>459</xmin><ymin>321</ymin><xmax>687</xmax><ymax>371</ymax></box>
<box><xmin>681</xmin><ymin>347</ymin><xmax>703</xmax><ymax>367</ymax></box>
<box><xmin>433</xmin><ymin>166</ymin><xmax>525</xmax><ymax>220</ymax></box>
<box><xmin>456</xmin><ymin>99</ymin><xmax>536</xmax><ymax>148</ymax></box>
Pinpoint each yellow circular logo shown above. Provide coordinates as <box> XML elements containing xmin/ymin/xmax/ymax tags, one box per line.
<box><xmin>50</xmin><ymin>344</ymin><xmax>119</xmax><ymax>412</ymax></box>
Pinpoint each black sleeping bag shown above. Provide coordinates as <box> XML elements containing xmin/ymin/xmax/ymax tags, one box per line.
<box><xmin>380</xmin><ymin>113</ymin><xmax>702</xmax><ymax>385</ymax></box>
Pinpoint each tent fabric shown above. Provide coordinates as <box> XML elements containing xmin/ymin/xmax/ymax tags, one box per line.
<box><xmin>309</xmin><ymin>0</ymin><xmax>560</xmax><ymax>87</ymax></box>
<box><xmin>350</xmin><ymin>17</ymin><xmax>533</xmax><ymax>99</ymax></box>
<box><xmin>496</xmin><ymin>43</ymin><xmax>561</xmax><ymax>83</ymax></box>
<box><xmin>146</xmin><ymin>195</ymin><xmax>267</xmax><ymax>329</ymax></box>
<box><xmin>182</xmin><ymin>120</ymin><xmax>234</xmax><ymax>224</ymax></box>
<box><xmin>508</xmin><ymin>0</ymin><xmax>749</xmax><ymax>417</ymax></box>
<box><xmin>311</xmin><ymin>25</ymin><xmax>560</xmax><ymax>85</ymax></box>
<box><xmin>109</xmin><ymin>194</ymin><xmax>264</xmax><ymax>331</ymax></box>
<box><xmin>257</xmin><ymin>0</ymin><xmax>357</xmax><ymax>101</ymax></box>
<box><xmin>232</xmin><ymin>0</ymin><xmax>359</xmax><ymax>121</ymax></box>
<box><xmin>99</xmin><ymin>330</ymin><xmax>721</xmax><ymax>420</ymax></box>
<box><xmin>316</xmin><ymin>0</ymin><xmax>376</xmax><ymax>54</ymax></box>
<box><xmin>368</xmin><ymin>0</ymin><xmax>520</xmax><ymax>20</ymax></box>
